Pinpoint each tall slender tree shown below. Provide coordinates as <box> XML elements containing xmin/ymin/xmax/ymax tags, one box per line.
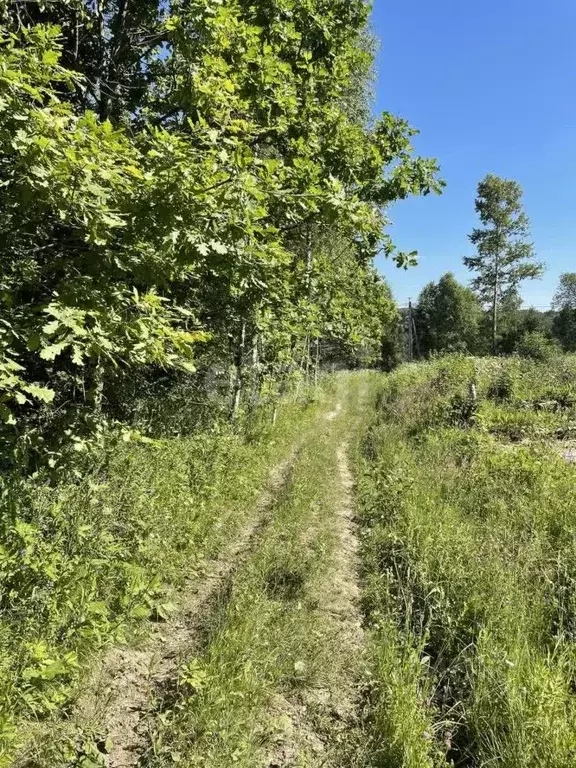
<box><xmin>465</xmin><ymin>174</ymin><xmax>543</xmax><ymax>354</ymax></box>
<box><xmin>553</xmin><ymin>273</ymin><xmax>576</xmax><ymax>310</ymax></box>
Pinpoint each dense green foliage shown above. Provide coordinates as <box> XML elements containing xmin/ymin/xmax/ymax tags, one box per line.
<box><xmin>0</xmin><ymin>1</ymin><xmax>447</xmax><ymax>759</ymax></box>
<box><xmin>0</xmin><ymin>385</ymin><xmax>326</xmax><ymax>762</ymax></box>
<box><xmin>552</xmin><ymin>274</ymin><xmax>576</xmax><ymax>351</ymax></box>
<box><xmin>0</xmin><ymin>2</ymin><xmax>441</xmax><ymax>471</ymax></box>
<box><xmin>515</xmin><ymin>329</ymin><xmax>560</xmax><ymax>361</ymax></box>
<box><xmin>357</xmin><ymin>356</ymin><xmax>576</xmax><ymax>766</ymax></box>
<box><xmin>414</xmin><ymin>272</ymin><xmax>481</xmax><ymax>356</ymax></box>
<box><xmin>410</xmin><ymin>267</ymin><xmax>571</xmax><ymax>362</ymax></box>
<box><xmin>7</xmin><ymin>4</ymin><xmax>576</xmax><ymax>768</ymax></box>
<box><xmin>553</xmin><ymin>308</ymin><xmax>576</xmax><ymax>352</ymax></box>
<box><xmin>553</xmin><ymin>272</ymin><xmax>576</xmax><ymax>311</ymax></box>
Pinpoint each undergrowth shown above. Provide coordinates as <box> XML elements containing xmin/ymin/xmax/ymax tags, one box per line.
<box><xmin>10</xmin><ymin>356</ymin><xmax>576</xmax><ymax>768</ymax></box>
<box><xmin>1</xmin><ymin>384</ymin><xmax>327</xmax><ymax>764</ymax></box>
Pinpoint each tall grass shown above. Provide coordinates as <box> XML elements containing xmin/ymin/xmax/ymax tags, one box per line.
<box><xmin>356</xmin><ymin>356</ymin><xmax>576</xmax><ymax>767</ymax></box>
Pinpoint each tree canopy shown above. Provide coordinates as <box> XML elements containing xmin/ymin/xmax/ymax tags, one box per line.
<box><xmin>551</xmin><ymin>274</ymin><xmax>576</xmax><ymax>351</ymax></box>
<box><xmin>414</xmin><ymin>272</ymin><xmax>481</xmax><ymax>357</ymax></box>
<box><xmin>0</xmin><ymin>2</ymin><xmax>442</xmax><ymax>469</ymax></box>
<box><xmin>553</xmin><ymin>273</ymin><xmax>576</xmax><ymax>311</ymax></box>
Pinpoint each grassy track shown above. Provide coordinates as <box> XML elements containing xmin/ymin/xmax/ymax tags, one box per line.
<box><xmin>138</xmin><ymin>374</ymin><xmax>379</xmax><ymax>768</ymax></box>
<box><xmin>11</xmin><ymin>373</ymin><xmax>382</xmax><ymax>768</ymax></box>
<box><xmin>15</xmin><ymin>358</ymin><xmax>576</xmax><ymax>768</ymax></box>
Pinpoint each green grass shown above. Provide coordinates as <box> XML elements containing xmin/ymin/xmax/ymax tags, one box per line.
<box><xmin>10</xmin><ymin>357</ymin><xmax>576</xmax><ymax>768</ymax></box>
<box><xmin>1</xmin><ymin>385</ymin><xmax>329</xmax><ymax>765</ymax></box>
<box><xmin>355</xmin><ymin>355</ymin><xmax>576</xmax><ymax>767</ymax></box>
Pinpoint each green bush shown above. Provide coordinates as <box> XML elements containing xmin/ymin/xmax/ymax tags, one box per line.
<box><xmin>516</xmin><ymin>331</ymin><xmax>560</xmax><ymax>361</ymax></box>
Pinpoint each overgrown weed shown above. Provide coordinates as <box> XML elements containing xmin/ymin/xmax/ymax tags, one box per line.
<box><xmin>356</xmin><ymin>355</ymin><xmax>576</xmax><ymax>767</ymax></box>
<box><xmin>3</xmin><ymin>385</ymin><xmax>325</xmax><ymax>764</ymax></box>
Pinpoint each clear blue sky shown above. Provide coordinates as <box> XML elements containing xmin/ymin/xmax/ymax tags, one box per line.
<box><xmin>371</xmin><ymin>0</ymin><xmax>576</xmax><ymax>308</ymax></box>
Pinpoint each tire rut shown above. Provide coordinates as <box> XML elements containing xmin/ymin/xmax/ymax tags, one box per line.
<box><xmin>266</xmin><ymin>440</ymin><xmax>365</xmax><ymax>768</ymax></box>
<box><xmin>76</xmin><ymin>448</ymin><xmax>299</xmax><ymax>768</ymax></box>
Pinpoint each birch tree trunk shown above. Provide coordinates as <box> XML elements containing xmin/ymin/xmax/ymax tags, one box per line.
<box><xmin>230</xmin><ymin>321</ymin><xmax>247</xmax><ymax>421</ymax></box>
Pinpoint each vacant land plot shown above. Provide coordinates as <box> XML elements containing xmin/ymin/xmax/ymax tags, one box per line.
<box><xmin>7</xmin><ymin>360</ymin><xmax>576</xmax><ymax>767</ymax></box>
<box><xmin>356</xmin><ymin>355</ymin><xmax>576</xmax><ymax>767</ymax></box>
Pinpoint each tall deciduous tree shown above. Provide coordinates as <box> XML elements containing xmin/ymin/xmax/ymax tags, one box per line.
<box><xmin>553</xmin><ymin>309</ymin><xmax>576</xmax><ymax>352</ymax></box>
<box><xmin>414</xmin><ymin>272</ymin><xmax>481</xmax><ymax>356</ymax></box>
<box><xmin>553</xmin><ymin>273</ymin><xmax>576</xmax><ymax>310</ymax></box>
<box><xmin>465</xmin><ymin>174</ymin><xmax>543</xmax><ymax>354</ymax></box>
<box><xmin>552</xmin><ymin>273</ymin><xmax>576</xmax><ymax>351</ymax></box>
<box><xmin>0</xmin><ymin>2</ymin><xmax>443</xmax><ymax>469</ymax></box>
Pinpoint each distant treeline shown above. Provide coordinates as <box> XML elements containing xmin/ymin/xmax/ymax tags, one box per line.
<box><xmin>405</xmin><ymin>175</ymin><xmax>572</xmax><ymax>363</ymax></box>
<box><xmin>407</xmin><ymin>271</ymin><xmax>576</xmax><ymax>361</ymax></box>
